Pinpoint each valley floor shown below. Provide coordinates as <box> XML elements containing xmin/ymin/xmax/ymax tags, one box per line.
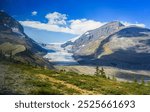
<box><xmin>43</xmin><ymin>43</ymin><xmax>150</xmax><ymax>82</ymax></box>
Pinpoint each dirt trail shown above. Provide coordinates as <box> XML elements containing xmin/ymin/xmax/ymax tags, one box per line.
<box><xmin>37</xmin><ymin>74</ymin><xmax>97</xmax><ymax>95</ymax></box>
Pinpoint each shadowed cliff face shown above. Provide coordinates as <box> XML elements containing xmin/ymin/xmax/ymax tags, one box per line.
<box><xmin>0</xmin><ymin>11</ymin><xmax>53</xmax><ymax>68</ymax></box>
<box><xmin>94</xmin><ymin>27</ymin><xmax>150</xmax><ymax>58</ymax></box>
<box><xmin>97</xmin><ymin>49</ymin><xmax>150</xmax><ymax>70</ymax></box>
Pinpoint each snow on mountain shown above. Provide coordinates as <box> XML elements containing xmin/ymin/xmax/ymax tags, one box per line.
<box><xmin>44</xmin><ymin>43</ymin><xmax>78</xmax><ymax>65</ymax></box>
<box><xmin>69</xmin><ymin>35</ymin><xmax>81</xmax><ymax>42</ymax></box>
<box><xmin>11</xmin><ymin>27</ymin><xmax>25</xmax><ymax>37</ymax></box>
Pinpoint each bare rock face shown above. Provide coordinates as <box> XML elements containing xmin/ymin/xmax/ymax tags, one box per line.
<box><xmin>62</xmin><ymin>21</ymin><xmax>125</xmax><ymax>55</ymax></box>
<box><xmin>0</xmin><ymin>11</ymin><xmax>24</xmax><ymax>33</ymax></box>
<box><xmin>62</xmin><ymin>21</ymin><xmax>150</xmax><ymax>70</ymax></box>
<box><xmin>0</xmin><ymin>11</ymin><xmax>53</xmax><ymax>68</ymax></box>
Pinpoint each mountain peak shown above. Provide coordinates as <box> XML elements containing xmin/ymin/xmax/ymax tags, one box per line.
<box><xmin>0</xmin><ymin>11</ymin><xmax>53</xmax><ymax>68</ymax></box>
<box><xmin>102</xmin><ymin>21</ymin><xmax>125</xmax><ymax>29</ymax></box>
<box><xmin>0</xmin><ymin>11</ymin><xmax>13</xmax><ymax>20</ymax></box>
<box><xmin>0</xmin><ymin>11</ymin><xmax>24</xmax><ymax>33</ymax></box>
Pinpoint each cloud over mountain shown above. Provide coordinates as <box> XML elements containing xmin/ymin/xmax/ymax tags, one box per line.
<box><xmin>20</xmin><ymin>12</ymin><xmax>145</xmax><ymax>35</ymax></box>
<box><xmin>20</xmin><ymin>12</ymin><xmax>106</xmax><ymax>35</ymax></box>
<box><xmin>121</xmin><ymin>21</ymin><xmax>145</xmax><ymax>27</ymax></box>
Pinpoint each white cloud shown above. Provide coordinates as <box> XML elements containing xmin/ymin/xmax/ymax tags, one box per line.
<box><xmin>20</xmin><ymin>12</ymin><xmax>146</xmax><ymax>35</ymax></box>
<box><xmin>20</xmin><ymin>12</ymin><xmax>105</xmax><ymax>35</ymax></box>
<box><xmin>31</xmin><ymin>11</ymin><xmax>37</xmax><ymax>16</ymax></box>
<box><xmin>121</xmin><ymin>21</ymin><xmax>145</xmax><ymax>27</ymax></box>
<box><xmin>45</xmin><ymin>12</ymin><xmax>67</xmax><ymax>25</ymax></box>
<box><xmin>20</xmin><ymin>20</ymin><xmax>72</xmax><ymax>33</ymax></box>
<box><xmin>69</xmin><ymin>19</ymin><xmax>105</xmax><ymax>34</ymax></box>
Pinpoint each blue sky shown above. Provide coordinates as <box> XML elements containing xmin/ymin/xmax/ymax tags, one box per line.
<box><xmin>24</xmin><ymin>26</ymin><xmax>76</xmax><ymax>43</ymax></box>
<box><xmin>1</xmin><ymin>0</ymin><xmax>150</xmax><ymax>43</ymax></box>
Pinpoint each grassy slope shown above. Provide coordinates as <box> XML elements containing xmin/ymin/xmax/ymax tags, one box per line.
<box><xmin>55</xmin><ymin>66</ymin><xmax>150</xmax><ymax>82</ymax></box>
<box><xmin>0</xmin><ymin>61</ymin><xmax>150</xmax><ymax>95</ymax></box>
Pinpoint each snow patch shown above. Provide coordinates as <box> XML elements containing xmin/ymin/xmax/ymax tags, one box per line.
<box><xmin>4</xmin><ymin>24</ymin><xmax>9</xmax><ymax>27</ymax></box>
<box><xmin>11</xmin><ymin>27</ymin><xmax>19</xmax><ymax>33</ymax></box>
<box><xmin>84</xmin><ymin>31</ymin><xmax>90</xmax><ymax>35</ymax></box>
<box><xmin>69</xmin><ymin>35</ymin><xmax>81</xmax><ymax>42</ymax></box>
<box><xmin>82</xmin><ymin>44</ymin><xmax>85</xmax><ymax>47</ymax></box>
<box><xmin>11</xmin><ymin>27</ymin><xmax>25</xmax><ymax>37</ymax></box>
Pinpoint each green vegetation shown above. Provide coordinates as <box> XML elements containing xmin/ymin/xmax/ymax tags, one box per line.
<box><xmin>94</xmin><ymin>66</ymin><xmax>106</xmax><ymax>78</ymax></box>
<box><xmin>1</xmin><ymin>61</ymin><xmax>150</xmax><ymax>95</ymax></box>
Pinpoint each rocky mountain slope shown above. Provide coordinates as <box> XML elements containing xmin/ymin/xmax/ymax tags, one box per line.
<box><xmin>0</xmin><ymin>11</ymin><xmax>53</xmax><ymax>68</ymax></box>
<box><xmin>62</xmin><ymin>21</ymin><xmax>150</xmax><ymax>70</ymax></box>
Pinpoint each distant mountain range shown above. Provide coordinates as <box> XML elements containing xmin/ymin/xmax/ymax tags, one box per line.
<box><xmin>0</xmin><ymin>11</ymin><xmax>53</xmax><ymax>68</ymax></box>
<box><xmin>62</xmin><ymin>21</ymin><xmax>150</xmax><ymax>70</ymax></box>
